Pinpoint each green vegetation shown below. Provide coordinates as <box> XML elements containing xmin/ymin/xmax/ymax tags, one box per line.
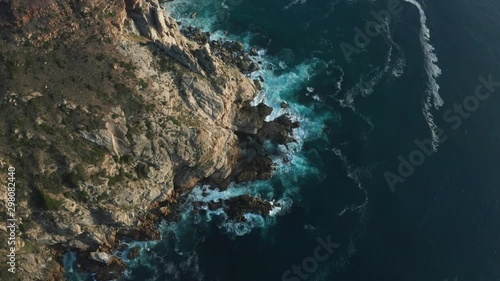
<box><xmin>35</xmin><ymin>173</ymin><xmax>63</xmax><ymax>194</ymax></box>
<box><xmin>1</xmin><ymin>52</ymin><xmax>19</xmax><ymax>79</ymax></box>
<box><xmin>115</xmin><ymin>154</ymin><xmax>133</xmax><ymax>164</ymax></box>
<box><xmin>54</xmin><ymin>56</ymin><xmax>67</xmax><ymax>69</ymax></box>
<box><xmin>38</xmin><ymin>189</ymin><xmax>64</xmax><ymax>211</ymax></box>
<box><xmin>108</xmin><ymin>168</ymin><xmax>127</xmax><ymax>186</ymax></box>
<box><xmin>139</xmin><ymin>79</ymin><xmax>149</xmax><ymax>89</ymax></box>
<box><xmin>104</xmin><ymin>11</ymin><xmax>117</xmax><ymax>19</ymax></box>
<box><xmin>168</xmin><ymin>116</ymin><xmax>182</xmax><ymax>127</ymax></box>
<box><xmin>63</xmin><ymin>164</ymin><xmax>88</xmax><ymax>188</ymax></box>
<box><xmin>114</xmin><ymin>82</ymin><xmax>133</xmax><ymax>95</ymax></box>
<box><xmin>70</xmin><ymin>139</ymin><xmax>108</xmax><ymax>165</ymax></box>
<box><xmin>118</xmin><ymin>60</ymin><xmax>136</xmax><ymax>71</ymax></box>
<box><xmin>74</xmin><ymin>190</ymin><xmax>90</xmax><ymax>203</ymax></box>
<box><xmin>135</xmin><ymin>163</ymin><xmax>149</xmax><ymax>179</ymax></box>
<box><xmin>124</xmin><ymin>71</ymin><xmax>136</xmax><ymax>79</ymax></box>
<box><xmin>96</xmin><ymin>192</ymin><xmax>110</xmax><ymax>202</ymax></box>
<box><xmin>95</xmin><ymin>52</ymin><xmax>106</xmax><ymax>61</ymax></box>
<box><xmin>158</xmin><ymin>56</ymin><xmax>175</xmax><ymax>73</ymax></box>
<box><xmin>213</xmin><ymin>75</ymin><xmax>228</xmax><ymax>87</ymax></box>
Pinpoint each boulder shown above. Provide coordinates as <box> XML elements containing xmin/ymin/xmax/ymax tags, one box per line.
<box><xmin>90</xmin><ymin>252</ymin><xmax>112</xmax><ymax>264</ymax></box>
<box><xmin>231</xmin><ymin>41</ymin><xmax>245</xmax><ymax>52</ymax></box>
<box><xmin>249</xmin><ymin>47</ymin><xmax>259</xmax><ymax>56</ymax></box>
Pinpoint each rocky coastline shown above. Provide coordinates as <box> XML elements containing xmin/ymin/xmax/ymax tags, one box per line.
<box><xmin>0</xmin><ymin>0</ymin><xmax>297</xmax><ymax>280</ymax></box>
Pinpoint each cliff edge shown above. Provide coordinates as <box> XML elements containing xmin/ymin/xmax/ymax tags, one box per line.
<box><xmin>0</xmin><ymin>0</ymin><xmax>295</xmax><ymax>280</ymax></box>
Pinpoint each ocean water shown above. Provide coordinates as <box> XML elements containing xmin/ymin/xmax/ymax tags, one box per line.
<box><xmin>67</xmin><ymin>0</ymin><xmax>500</xmax><ymax>280</ymax></box>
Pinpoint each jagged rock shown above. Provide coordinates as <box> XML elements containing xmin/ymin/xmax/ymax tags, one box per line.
<box><xmin>152</xmin><ymin>6</ymin><xmax>168</xmax><ymax>34</ymax></box>
<box><xmin>90</xmin><ymin>252</ymin><xmax>112</xmax><ymax>264</ymax></box>
<box><xmin>127</xmin><ymin>247</ymin><xmax>142</xmax><ymax>260</ymax></box>
<box><xmin>250</xmin><ymin>47</ymin><xmax>259</xmax><ymax>56</ymax></box>
<box><xmin>193</xmin><ymin>43</ymin><xmax>218</xmax><ymax>74</ymax></box>
<box><xmin>231</xmin><ymin>41</ymin><xmax>245</xmax><ymax>52</ymax></box>
<box><xmin>81</xmin><ymin>107</ymin><xmax>130</xmax><ymax>156</ymax></box>
<box><xmin>181</xmin><ymin>26</ymin><xmax>210</xmax><ymax>45</ymax></box>
<box><xmin>0</xmin><ymin>0</ymin><xmax>300</xmax><ymax>280</ymax></box>
<box><xmin>224</xmin><ymin>195</ymin><xmax>273</xmax><ymax>219</ymax></box>
<box><xmin>208</xmin><ymin>200</ymin><xmax>223</xmax><ymax>211</ymax></box>
<box><xmin>193</xmin><ymin>195</ymin><xmax>273</xmax><ymax>222</ymax></box>
<box><xmin>154</xmin><ymin>39</ymin><xmax>205</xmax><ymax>74</ymax></box>
<box><xmin>253</xmin><ymin>79</ymin><xmax>262</xmax><ymax>91</ymax></box>
<box><xmin>21</xmin><ymin>91</ymin><xmax>43</xmax><ymax>102</ymax></box>
<box><xmin>257</xmin><ymin>115</ymin><xmax>298</xmax><ymax>145</ymax></box>
<box><xmin>248</xmin><ymin>62</ymin><xmax>260</xmax><ymax>72</ymax></box>
<box><xmin>127</xmin><ymin>0</ymin><xmax>206</xmax><ymax>74</ymax></box>
<box><xmin>232</xmin><ymin>102</ymin><xmax>272</xmax><ymax>134</ymax></box>
<box><xmin>236</xmin><ymin>59</ymin><xmax>259</xmax><ymax>73</ymax></box>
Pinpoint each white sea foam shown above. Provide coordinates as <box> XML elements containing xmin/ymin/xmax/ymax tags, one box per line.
<box><xmin>136</xmin><ymin>2</ymin><xmax>352</xmax><ymax>279</ymax></box>
<box><xmin>404</xmin><ymin>0</ymin><xmax>443</xmax><ymax>150</ymax></box>
<box><xmin>330</xmin><ymin>148</ymin><xmax>369</xmax><ymax>215</ymax></box>
<box><xmin>284</xmin><ymin>0</ymin><xmax>308</xmax><ymax>10</ymax></box>
<box><xmin>339</xmin><ymin>65</ymin><xmax>384</xmax><ymax>110</ymax></box>
<box><xmin>392</xmin><ymin>56</ymin><xmax>407</xmax><ymax>78</ymax></box>
<box><xmin>381</xmin><ymin>17</ymin><xmax>407</xmax><ymax>80</ymax></box>
<box><xmin>221</xmin><ymin>213</ymin><xmax>267</xmax><ymax>236</ymax></box>
<box><xmin>162</xmin><ymin>41</ymin><xmax>327</xmax><ymax>235</ymax></box>
<box><xmin>162</xmin><ymin>0</ymin><xmax>325</xmax><ymax>235</ymax></box>
<box><xmin>322</xmin><ymin>60</ymin><xmax>345</xmax><ymax>99</ymax></box>
<box><xmin>404</xmin><ymin>0</ymin><xmax>443</xmax><ymax>107</ymax></box>
<box><xmin>338</xmin><ymin>23</ymin><xmax>395</xmax><ymax>111</ymax></box>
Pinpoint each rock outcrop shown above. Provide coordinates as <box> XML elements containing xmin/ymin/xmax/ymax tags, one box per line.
<box><xmin>0</xmin><ymin>0</ymin><xmax>298</xmax><ymax>280</ymax></box>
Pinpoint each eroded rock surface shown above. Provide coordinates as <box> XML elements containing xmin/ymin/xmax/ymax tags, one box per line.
<box><xmin>0</xmin><ymin>0</ymin><xmax>298</xmax><ymax>280</ymax></box>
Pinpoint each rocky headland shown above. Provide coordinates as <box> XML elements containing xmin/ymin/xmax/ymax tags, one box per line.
<box><xmin>0</xmin><ymin>0</ymin><xmax>296</xmax><ymax>280</ymax></box>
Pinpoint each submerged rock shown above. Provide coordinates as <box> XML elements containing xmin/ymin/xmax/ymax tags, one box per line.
<box><xmin>194</xmin><ymin>195</ymin><xmax>273</xmax><ymax>221</ymax></box>
<box><xmin>127</xmin><ymin>247</ymin><xmax>142</xmax><ymax>260</ymax></box>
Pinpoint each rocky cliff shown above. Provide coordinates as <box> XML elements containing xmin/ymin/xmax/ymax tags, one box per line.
<box><xmin>0</xmin><ymin>0</ymin><xmax>295</xmax><ymax>280</ymax></box>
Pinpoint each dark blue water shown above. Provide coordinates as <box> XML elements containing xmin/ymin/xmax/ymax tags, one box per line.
<box><xmin>68</xmin><ymin>0</ymin><xmax>500</xmax><ymax>280</ymax></box>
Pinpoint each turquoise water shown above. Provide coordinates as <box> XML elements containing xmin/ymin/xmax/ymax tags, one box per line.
<box><xmin>67</xmin><ymin>0</ymin><xmax>500</xmax><ymax>280</ymax></box>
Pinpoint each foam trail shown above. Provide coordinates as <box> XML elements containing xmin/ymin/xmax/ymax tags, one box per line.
<box><xmin>284</xmin><ymin>0</ymin><xmax>307</xmax><ymax>10</ymax></box>
<box><xmin>381</xmin><ymin>16</ymin><xmax>407</xmax><ymax>80</ymax></box>
<box><xmin>404</xmin><ymin>0</ymin><xmax>443</xmax><ymax>107</ymax></box>
<box><xmin>330</xmin><ymin>148</ymin><xmax>369</xmax><ymax>216</ymax></box>
<box><xmin>337</xmin><ymin>20</ymin><xmax>394</xmax><ymax>111</ymax></box>
<box><xmin>404</xmin><ymin>0</ymin><xmax>443</xmax><ymax>150</ymax></box>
